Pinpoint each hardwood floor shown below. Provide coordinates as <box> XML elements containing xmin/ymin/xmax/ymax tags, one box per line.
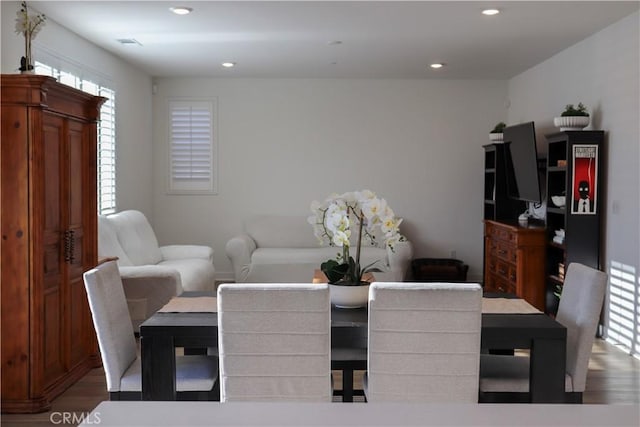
<box><xmin>583</xmin><ymin>340</ymin><xmax>640</xmax><ymax>404</ymax></box>
<box><xmin>1</xmin><ymin>339</ymin><xmax>637</xmax><ymax>426</ymax></box>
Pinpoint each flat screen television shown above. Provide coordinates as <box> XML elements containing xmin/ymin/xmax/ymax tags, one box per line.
<box><xmin>503</xmin><ymin>121</ymin><xmax>542</xmax><ymax>203</ymax></box>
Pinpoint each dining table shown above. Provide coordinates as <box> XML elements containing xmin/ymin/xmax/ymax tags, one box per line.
<box><xmin>140</xmin><ymin>291</ymin><xmax>566</xmax><ymax>403</ymax></box>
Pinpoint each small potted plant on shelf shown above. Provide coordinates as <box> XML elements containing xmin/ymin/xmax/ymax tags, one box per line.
<box><xmin>553</xmin><ymin>103</ymin><xmax>590</xmax><ymax>131</ymax></box>
<box><xmin>489</xmin><ymin>122</ymin><xmax>506</xmax><ymax>142</ymax></box>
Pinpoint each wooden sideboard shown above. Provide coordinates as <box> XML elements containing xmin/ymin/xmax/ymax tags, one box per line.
<box><xmin>1</xmin><ymin>75</ymin><xmax>105</xmax><ymax>413</ymax></box>
<box><xmin>483</xmin><ymin>220</ymin><xmax>546</xmax><ymax>311</ymax></box>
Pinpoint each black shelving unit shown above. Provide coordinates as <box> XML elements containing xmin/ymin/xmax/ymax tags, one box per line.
<box><xmin>483</xmin><ymin>144</ymin><xmax>527</xmax><ymax>288</ymax></box>
<box><xmin>483</xmin><ymin>143</ymin><xmax>525</xmax><ymax>221</ymax></box>
<box><xmin>545</xmin><ymin>131</ymin><xmax>604</xmax><ymax>313</ymax></box>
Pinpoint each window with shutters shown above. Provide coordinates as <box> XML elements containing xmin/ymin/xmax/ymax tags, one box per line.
<box><xmin>168</xmin><ymin>99</ymin><xmax>217</xmax><ymax>194</ymax></box>
<box><xmin>35</xmin><ymin>61</ymin><xmax>117</xmax><ymax>214</ymax></box>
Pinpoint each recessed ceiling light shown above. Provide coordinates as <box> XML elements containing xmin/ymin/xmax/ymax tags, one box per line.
<box><xmin>430</xmin><ymin>63</ymin><xmax>445</xmax><ymax>69</ymax></box>
<box><xmin>222</xmin><ymin>62</ymin><xmax>236</xmax><ymax>68</ymax></box>
<box><xmin>170</xmin><ymin>6</ymin><xmax>193</xmax><ymax>15</ymax></box>
<box><xmin>482</xmin><ymin>9</ymin><xmax>500</xmax><ymax>16</ymax></box>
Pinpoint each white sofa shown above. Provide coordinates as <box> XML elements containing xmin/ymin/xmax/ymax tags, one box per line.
<box><xmin>225</xmin><ymin>215</ymin><xmax>413</xmax><ymax>283</ymax></box>
<box><xmin>98</xmin><ymin>210</ymin><xmax>215</xmax><ymax>330</ymax></box>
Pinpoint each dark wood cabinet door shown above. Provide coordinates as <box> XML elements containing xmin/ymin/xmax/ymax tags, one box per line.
<box><xmin>67</xmin><ymin>119</ymin><xmax>92</xmax><ymax>367</ymax></box>
<box><xmin>39</xmin><ymin>112</ymin><xmax>67</xmax><ymax>390</ymax></box>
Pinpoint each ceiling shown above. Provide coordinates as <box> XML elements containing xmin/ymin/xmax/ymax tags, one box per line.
<box><xmin>31</xmin><ymin>1</ymin><xmax>639</xmax><ymax>79</ymax></box>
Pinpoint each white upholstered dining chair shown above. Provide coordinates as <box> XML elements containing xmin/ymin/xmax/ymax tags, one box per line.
<box><xmin>83</xmin><ymin>260</ymin><xmax>219</xmax><ymax>400</ymax></box>
<box><xmin>364</xmin><ymin>282</ymin><xmax>483</xmax><ymax>402</ymax></box>
<box><xmin>216</xmin><ymin>283</ymin><xmax>332</xmax><ymax>402</ymax></box>
<box><xmin>479</xmin><ymin>263</ymin><xmax>607</xmax><ymax>403</ymax></box>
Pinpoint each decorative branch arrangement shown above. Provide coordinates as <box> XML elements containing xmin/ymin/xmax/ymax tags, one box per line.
<box><xmin>15</xmin><ymin>1</ymin><xmax>46</xmax><ymax>73</ymax></box>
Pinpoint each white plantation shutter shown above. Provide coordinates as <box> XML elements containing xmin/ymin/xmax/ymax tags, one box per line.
<box><xmin>34</xmin><ymin>60</ymin><xmax>117</xmax><ymax>214</ymax></box>
<box><xmin>169</xmin><ymin>100</ymin><xmax>216</xmax><ymax>193</ymax></box>
<box><xmin>98</xmin><ymin>88</ymin><xmax>116</xmax><ymax>213</ymax></box>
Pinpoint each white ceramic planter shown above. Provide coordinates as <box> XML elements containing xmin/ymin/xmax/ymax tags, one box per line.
<box><xmin>329</xmin><ymin>283</ymin><xmax>370</xmax><ymax>308</ymax></box>
<box><xmin>553</xmin><ymin>116</ymin><xmax>590</xmax><ymax>131</ymax></box>
<box><xmin>489</xmin><ymin>133</ymin><xmax>504</xmax><ymax>142</ymax></box>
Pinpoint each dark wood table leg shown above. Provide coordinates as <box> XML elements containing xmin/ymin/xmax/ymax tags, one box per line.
<box><xmin>141</xmin><ymin>335</ymin><xmax>176</xmax><ymax>401</ymax></box>
<box><xmin>530</xmin><ymin>338</ymin><xmax>566</xmax><ymax>403</ymax></box>
<box><xmin>342</xmin><ymin>369</ymin><xmax>354</xmax><ymax>402</ymax></box>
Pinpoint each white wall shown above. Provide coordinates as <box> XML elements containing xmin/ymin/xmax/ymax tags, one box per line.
<box><xmin>507</xmin><ymin>12</ymin><xmax>639</xmax><ymax>347</ymax></box>
<box><xmin>1</xmin><ymin>1</ymin><xmax>154</xmax><ymax>219</ymax></box>
<box><xmin>13</xmin><ymin>2</ymin><xmax>635</xmax><ymax>295</ymax></box>
<box><xmin>152</xmin><ymin>78</ymin><xmax>507</xmax><ymax>280</ymax></box>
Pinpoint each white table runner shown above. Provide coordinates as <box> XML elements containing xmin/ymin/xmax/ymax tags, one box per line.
<box><xmin>158</xmin><ymin>296</ymin><xmax>217</xmax><ymax>313</ymax></box>
<box><xmin>482</xmin><ymin>297</ymin><xmax>541</xmax><ymax>314</ymax></box>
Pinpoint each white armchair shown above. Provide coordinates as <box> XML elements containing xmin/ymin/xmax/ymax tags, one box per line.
<box><xmin>225</xmin><ymin>215</ymin><xmax>413</xmax><ymax>283</ymax></box>
<box><xmin>98</xmin><ymin>210</ymin><xmax>215</xmax><ymax>331</ymax></box>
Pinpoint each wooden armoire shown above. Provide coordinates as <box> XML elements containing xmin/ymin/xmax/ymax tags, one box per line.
<box><xmin>1</xmin><ymin>75</ymin><xmax>105</xmax><ymax>413</ymax></box>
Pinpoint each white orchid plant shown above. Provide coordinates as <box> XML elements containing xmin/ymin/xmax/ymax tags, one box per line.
<box><xmin>308</xmin><ymin>190</ymin><xmax>405</xmax><ymax>285</ymax></box>
<box><xmin>15</xmin><ymin>1</ymin><xmax>46</xmax><ymax>72</ymax></box>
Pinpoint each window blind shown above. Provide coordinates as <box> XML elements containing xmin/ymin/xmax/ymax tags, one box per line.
<box><xmin>98</xmin><ymin>88</ymin><xmax>116</xmax><ymax>214</ymax></box>
<box><xmin>168</xmin><ymin>100</ymin><xmax>215</xmax><ymax>193</ymax></box>
<box><xmin>35</xmin><ymin>61</ymin><xmax>117</xmax><ymax>214</ymax></box>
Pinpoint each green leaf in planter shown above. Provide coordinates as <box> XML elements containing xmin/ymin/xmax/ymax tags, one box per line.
<box><xmin>491</xmin><ymin>122</ymin><xmax>506</xmax><ymax>133</ymax></box>
<box><xmin>560</xmin><ymin>103</ymin><xmax>589</xmax><ymax>117</ymax></box>
<box><xmin>321</xmin><ymin>259</ymin><xmax>349</xmax><ymax>284</ymax></box>
<box><xmin>362</xmin><ymin>259</ymin><xmax>383</xmax><ymax>274</ymax></box>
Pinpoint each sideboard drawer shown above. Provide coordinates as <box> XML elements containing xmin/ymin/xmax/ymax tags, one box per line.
<box><xmin>495</xmin><ymin>241</ymin><xmax>515</xmax><ymax>264</ymax></box>
<box><xmin>497</xmin><ymin>227</ymin><xmax>516</xmax><ymax>244</ymax></box>
<box><xmin>487</xmin><ymin>256</ymin><xmax>497</xmax><ymax>275</ymax></box>
<box><xmin>495</xmin><ymin>260</ymin><xmax>516</xmax><ymax>284</ymax></box>
<box><xmin>487</xmin><ymin>222</ymin><xmax>517</xmax><ymax>244</ymax></box>
<box><xmin>495</xmin><ymin>275</ymin><xmax>516</xmax><ymax>294</ymax></box>
<box><xmin>485</xmin><ymin>273</ymin><xmax>515</xmax><ymax>294</ymax></box>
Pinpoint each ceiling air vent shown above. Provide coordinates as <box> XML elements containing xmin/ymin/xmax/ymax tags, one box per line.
<box><xmin>116</xmin><ymin>38</ymin><xmax>142</xmax><ymax>46</ymax></box>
